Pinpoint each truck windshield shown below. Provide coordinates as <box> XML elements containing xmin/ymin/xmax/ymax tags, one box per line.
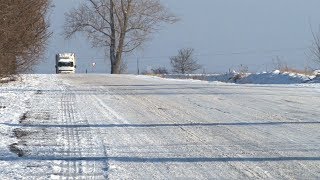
<box><xmin>58</xmin><ymin>62</ymin><xmax>73</xmax><ymax>67</ymax></box>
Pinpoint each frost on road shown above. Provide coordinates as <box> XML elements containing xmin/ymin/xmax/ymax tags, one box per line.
<box><xmin>0</xmin><ymin>74</ymin><xmax>319</xmax><ymax>179</ymax></box>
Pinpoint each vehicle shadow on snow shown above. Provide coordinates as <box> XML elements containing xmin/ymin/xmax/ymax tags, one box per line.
<box><xmin>0</xmin><ymin>89</ymin><xmax>313</xmax><ymax>97</ymax></box>
<box><xmin>0</xmin><ymin>155</ymin><xmax>319</xmax><ymax>163</ymax></box>
<box><xmin>2</xmin><ymin>121</ymin><xmax>319</xmax><ymax>129</ymax></box>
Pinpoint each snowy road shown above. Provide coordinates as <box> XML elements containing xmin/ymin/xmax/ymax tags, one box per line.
<box><xmin>0</xmin><ymin>74</ymin><xmax>319</xmax><ymax>179</ymax></box>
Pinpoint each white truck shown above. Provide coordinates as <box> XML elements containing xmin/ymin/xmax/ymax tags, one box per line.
<box><xmin>55</xmin><ymin>53</ymin><xmax>76</xmax><ymax>74</ymax></box>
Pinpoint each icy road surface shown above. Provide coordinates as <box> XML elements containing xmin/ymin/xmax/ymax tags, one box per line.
<box><xmin>0</xmin><ymin>74</ymin><xmax>319</xmax><ymax>179</ymax></box>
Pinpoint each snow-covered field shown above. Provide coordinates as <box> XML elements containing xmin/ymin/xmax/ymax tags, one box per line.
<box><xmin>0</xmin><ymin>74</ymin><xmax>319</xmax><ymax>179</ymax></box>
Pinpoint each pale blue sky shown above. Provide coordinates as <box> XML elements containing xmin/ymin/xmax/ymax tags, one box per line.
<box><xmin>36</xmin><ymin>0</ymin><xmax>320</xmax><ymax>74</ymax></box>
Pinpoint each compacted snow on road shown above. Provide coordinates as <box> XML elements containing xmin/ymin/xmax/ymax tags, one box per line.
<box><xmin>0</xmin><ymin>74</ymin><xmax>319</xmax><ymax>179</ymax></box>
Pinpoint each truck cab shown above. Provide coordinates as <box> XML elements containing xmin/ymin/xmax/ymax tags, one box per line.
<box><xmin>55</xmin><ymin>53</ymin><xmax>76</xmax><ymax>74</ymax></box>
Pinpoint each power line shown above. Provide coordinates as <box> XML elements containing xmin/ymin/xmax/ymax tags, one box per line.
<box><xmin>139</xmin><ymin>47</ymin><xmax>308</xmax><ymax>59</ymax></box>
<box><xmin>75</xmin><ymin>46</ymin><xmax>308</xmax><ymax>62</ymax></box>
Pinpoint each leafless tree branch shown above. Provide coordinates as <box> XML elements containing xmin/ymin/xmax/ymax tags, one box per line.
<box><xmin>0</xmin><ymin>0</ymin><xmax>52</xmax><ymax>78</ymax></box>
<box><xmin>170</xmin><ymin>48</ymin><xmax>202</xmax><ymax>74</ymax></box>
<box><xmin>64</xmin><ymin>0</ymin><xmax>178</xmax><ymax>74</ymax></box>
<box><xmin>310</xmin><ymin>26</ymin><xmax>320</xmax><ymax>65</ymax></box>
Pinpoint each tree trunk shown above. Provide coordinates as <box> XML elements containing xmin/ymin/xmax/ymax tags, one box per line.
<box><xmin>110</xmin><ymin>0</ymin><xmax>131</xmax><ymax>74</ymax></box>
<box><xmin>109</xmin><ymin>0</ymin><xmax>118</xmax><ymax>74</ymax></box>
<box><xmin>111</xmin><ymin>56</ymin><xmax>122</xmax><ymax>74</ymax></box>
<box><xmin>112</xmin><ymin>2</ymin><xmax>130</xmax><ymax>74</ymax></box>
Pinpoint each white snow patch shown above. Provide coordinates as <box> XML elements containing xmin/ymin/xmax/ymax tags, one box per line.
<box><xmin>159</xmin><ymin>70</ymin><xmax>318</xmax><ymax>85</ymax></box>
<box><xmin>0</xmin><ymin>75</ymin><xmax>52</xmax><ymax>178</ymax></box>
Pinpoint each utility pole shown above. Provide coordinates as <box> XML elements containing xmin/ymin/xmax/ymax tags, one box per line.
<box><xmin>137</xmin><ymin>58</ymin><xmax>140</xmax><ymax>75</ymax></box>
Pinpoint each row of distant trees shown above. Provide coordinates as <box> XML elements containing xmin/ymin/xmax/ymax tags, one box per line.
<box><xmin>1</xmin><ymin>0</ymin><xmax>320</xmax><ymax>77</ymax></box>
<box><xmin>0</xmin><ymin>0</ymin><xmax>51</xmax><ymax>79</ymax></box>
<box><xmin>0</xmin><ymin>0</ymin><xmax>189</xmax><ymax>78</ymax></box>
<box><xmin>65</xmin><ymin>0</ymin><xmax>320</xmax><ymax>74</ymax></box>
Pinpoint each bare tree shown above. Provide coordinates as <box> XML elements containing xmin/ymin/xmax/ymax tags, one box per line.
<box><xmin>0</xmin><ymin>0</ymin><xmax>52</xmax><ymax>78</ymax></box>
<box><xmin>64</xmin><ymin>0</ymin><xmax>178</xmax><ymax>74</ymax></box>
<box><xmin>170</xmin><ymin>48</ymin><xmax>201</xmax><ymax>74</ymax></box>
<box><xmin>151</xmin><ymin>66</ymin><xmax>168</xmax><ymax>74</ymax></box>
<box><xmin>310</xmin><ymin>27</ymin><xmax>320</xmax><ymax>65</ymax></box>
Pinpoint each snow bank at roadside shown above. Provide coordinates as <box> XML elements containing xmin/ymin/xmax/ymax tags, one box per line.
<box><xmin>308</xmin><ymin>76</ymin><xmax>320</xmax><ymax>83</ymax></box>
<box><xmin>161</xmin><ymin>70</ymin><xmax>320</xmax><ymax>84</ymax></box>
<box><xmin>237</xmin><ymin>71</ymin><xmax>314</xmax><ymax>84</ymax></box>
<box><xmin>161</xmin><ymin>73</ymin><xmax>235</xmax><ymax>83</ymax></box>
